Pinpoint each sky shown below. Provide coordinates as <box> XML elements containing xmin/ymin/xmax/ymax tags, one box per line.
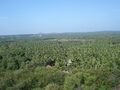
<box><xmin>0</xmin><ymin>0</ymin><xmax>120</xmax><ymax>35</ymax></box>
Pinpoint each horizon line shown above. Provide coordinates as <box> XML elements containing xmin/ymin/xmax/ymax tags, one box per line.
<box><xmin>0</xmin><ymin>30</ymin><xmax>120</xmax><ymax>36</ymax></box>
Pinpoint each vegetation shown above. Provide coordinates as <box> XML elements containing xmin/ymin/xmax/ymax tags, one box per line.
<box><xmin>0</xmin><ymin>31</ymin><xmax>120</xmax><ymax>90</ymax></box>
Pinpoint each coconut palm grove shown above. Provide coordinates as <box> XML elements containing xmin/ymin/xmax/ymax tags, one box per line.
<box><xmin>0</xmin><ymin>32</ymin><xmax>120</xmax><ymax>90</ymax></box>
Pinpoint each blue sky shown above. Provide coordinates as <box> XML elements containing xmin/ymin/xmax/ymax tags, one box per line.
<box><xmin>0</xmin><ymin>0</ymin><xmax>120</xmax><ymax>35</ymax></box>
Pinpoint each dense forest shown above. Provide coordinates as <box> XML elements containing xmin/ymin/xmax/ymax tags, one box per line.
<box><xmin>0</xmin><ymin>31</ymin><xmax>120</xmax><ymax>90</ymax></box>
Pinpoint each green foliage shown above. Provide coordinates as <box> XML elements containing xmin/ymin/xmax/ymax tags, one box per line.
<box><xmin>34</xmin><ymin>67</ymin><xmax>65</xmax><ymax>88</ymax></box>
<box><xmin>45</xmin><ymin>83</ymin><xmax>61</xmax><ymax>90</ymax></box>
<box><xmin>0</xmin><ymin>32</ymin><xmax>120</xmax><ymax>90</ymax></box>
<box><xmin>64</xmin><ymin>69</ymin><xmax>114</xmax><ymax>90</ymax></box>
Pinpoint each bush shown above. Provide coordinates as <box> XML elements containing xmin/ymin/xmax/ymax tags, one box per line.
<box><xmin>34</xmin><ymin>67</ymin><xmax>66</xmax><ymax>88</ymax></box>
<box><xmin>64</xmin><ymin>69</ymin><xmax>114</xmax><ymax>90</ymax></box>
<box><xmin>45</xmin><ymin>83</ymin><xmax>61</xmax><ymax>90</ymax></box>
